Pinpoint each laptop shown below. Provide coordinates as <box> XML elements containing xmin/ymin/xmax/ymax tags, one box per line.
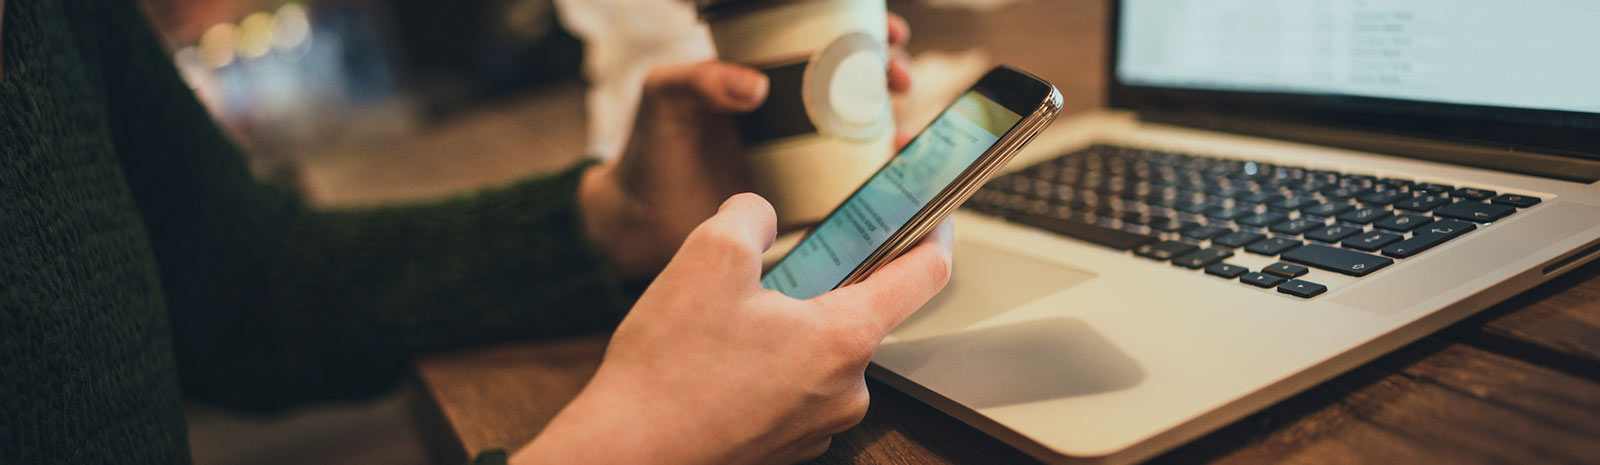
<box><xmin>865</xmin><ymin>1</ymin><xmax>1600</xmax><ymax>463</ymax></box>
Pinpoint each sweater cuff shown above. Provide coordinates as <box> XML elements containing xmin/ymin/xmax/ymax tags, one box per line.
<box><xmin>522</xmin><ymin>158</ymin><xmax>647</xmax><ymax>312</ymax></box>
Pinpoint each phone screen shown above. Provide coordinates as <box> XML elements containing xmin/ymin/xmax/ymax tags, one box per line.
<box><xmin>761</xmin><ymin>91</ymin><xmax>1024</xmax><ymax>299</ymax></box>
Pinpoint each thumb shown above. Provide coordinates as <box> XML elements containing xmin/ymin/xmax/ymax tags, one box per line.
<box><xmin>664</xmin><ymin>193</ymin><xmax>779</xmax><ymax>284</ymax></box>
<box><xmin>643</xmin><ymin>61</ymin><xmax>770</xmax><ymax>114</ymax></box>
<box><xmin>815</xmin><ymin>219</ymin><xmax>954</xmax><ymax>338</ymax></box>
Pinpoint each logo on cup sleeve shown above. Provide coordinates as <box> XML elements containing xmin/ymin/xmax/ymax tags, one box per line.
<box><xmin>802</xmin><ymin>31</ymin><xmax>892</xmax><ymax>142</ymax></box>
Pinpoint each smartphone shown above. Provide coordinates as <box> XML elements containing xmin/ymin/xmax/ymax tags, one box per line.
<box><xmin>760</xmin><ymin>66</ymin><xmax>1062</xmax><ymax>299</ymax></box>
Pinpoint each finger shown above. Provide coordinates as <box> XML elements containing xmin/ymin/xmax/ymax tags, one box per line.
<box><xmin>887</xmin><ymin>14</ymin><xmax>911</xmax><ymax>48</ymax></box>
<box><xmin>668</xmin><ymin>193</ymin><xmax>779</xmax><ymax>281</ymax></box>
<box><xmin>887</xmin><ymin>51</ymin><xmax>913</xmax><ymax>94</ymax></box>
<box><xmin>894</xmin><ymin>130</ymin><xmax>914</xmax><ymax>151</ymax></box>
<box><xmin>704</xmin><ymin>192</ymin><xmax>780</xmax><ymax>253</ymax></box>
<box><xmin>816</xmin><ymin>218</ymin><xmax>954</xmax><ymax>336</ymax></box>
<box><xmin>642</xmin><ymin>60</ymin><xmax>770</xmax><ymax>114</ymax></box>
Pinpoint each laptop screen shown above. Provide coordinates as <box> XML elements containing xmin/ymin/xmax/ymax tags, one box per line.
<box><xmin>1111</xmin><ymin>0</ymin><xmax>1600</xmax><ymax>160</ymax></box>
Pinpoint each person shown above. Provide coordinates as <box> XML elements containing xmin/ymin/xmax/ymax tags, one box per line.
<box><xmin>0</xmin><ymin>1</ymin><xmax>950</xmax><ymax>464</ymax></box>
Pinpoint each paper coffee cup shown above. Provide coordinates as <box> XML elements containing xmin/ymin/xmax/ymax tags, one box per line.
<box><xmin>697</xmin><ymin>0</ymin><xmax>895</xmax><ymax>228</ymax></box>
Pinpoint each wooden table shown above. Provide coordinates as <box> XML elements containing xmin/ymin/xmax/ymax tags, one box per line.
<box><xmin>401</xmin><ymin>1</ymin><xmax>1600</xmax><ymax>463</ymax></box>
<box><xmin>412</xmin><ymin>259</ymin><xmax>1600</xmax><ymax>464</ymax></box>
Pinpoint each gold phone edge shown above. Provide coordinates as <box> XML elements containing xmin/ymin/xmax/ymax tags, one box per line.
<box><xmin>835</xmin><ymin>87</ymin><xmax>1065</xmax><ymax>289</ymax></box>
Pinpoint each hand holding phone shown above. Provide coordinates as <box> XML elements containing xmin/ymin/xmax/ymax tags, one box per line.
<box><xmin>762</xmin><ymin>66</ymin><xmax>1062</xmax><ymax>299</ymax></box>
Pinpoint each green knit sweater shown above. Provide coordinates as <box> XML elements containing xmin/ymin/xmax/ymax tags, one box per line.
<box><xmin>1</xmin><ymin>1</ymin><xmax>634</xmax><ymax>463</ymax></box>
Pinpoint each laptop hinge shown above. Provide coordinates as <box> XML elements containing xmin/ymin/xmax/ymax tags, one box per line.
<box><xmin>1140</xmin><ymin>111</ymin><xmax>1600</xmax><ymax>184</ymax></box>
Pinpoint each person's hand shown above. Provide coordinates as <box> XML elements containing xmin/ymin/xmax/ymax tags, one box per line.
<box><xmin>579</xmin><ymin>16</ymin><xmax>915</xmax><ymax>278</ymax></box>
<box><xmin>514</xmin><ymin>194</ymin><xmax>953</xmax><ymax>465</ymax></box>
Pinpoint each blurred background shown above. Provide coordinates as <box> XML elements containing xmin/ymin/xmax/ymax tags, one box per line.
<box><xmin>152</xmin><ymin>0</ymin><xmax>1106</xmax><ymax>463</ymax></box>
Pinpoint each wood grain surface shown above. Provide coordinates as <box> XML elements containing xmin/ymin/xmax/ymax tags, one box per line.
<box><xmin>404</xmin><ymin>1</ymin><xmax>1600</xmax><ymax>463</ymax></box>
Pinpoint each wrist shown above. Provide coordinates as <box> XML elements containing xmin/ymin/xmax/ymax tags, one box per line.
<box><xmin>578</xmin><ymin>163</ymin><xmax>651</xmax><ymax>278</ymax></box>
<box><xmin>509</xmin><ymin>373</ymin><xmax>698</xmax><ymax>465</ymax></box>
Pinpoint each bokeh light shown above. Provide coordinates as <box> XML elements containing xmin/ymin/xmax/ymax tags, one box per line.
<box><xmin>199</xmin><ymin>22</ymin><xmax>237</xmax><ymax>68</ymax></box>
<box><xmin>236</xmin><ymin>12</ymin><xmax>275</xmax><ymax>59</ymax></box>
<box><xmin>273</xmin><ymin>3</ymin><xmax>312</xmax><ymax>51</ymax></box>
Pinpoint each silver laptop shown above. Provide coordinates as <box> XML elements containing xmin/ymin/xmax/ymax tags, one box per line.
<box><xmin>866</xmin><ymin>1</ymin><xmax>1600</xmax><ymax>463</ymax></box>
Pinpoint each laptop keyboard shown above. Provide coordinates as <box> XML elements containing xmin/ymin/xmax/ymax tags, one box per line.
<box><xmin>964</xmin><ymin>145</ymin><xmax>1545</xmax><ymax>299</ymax></box>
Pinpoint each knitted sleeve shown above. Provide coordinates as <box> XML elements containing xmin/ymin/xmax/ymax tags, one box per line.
<box><xmin>85</xmin><ymin>0</ymin><xmax>636</xmax><ymax>411</ymax></box>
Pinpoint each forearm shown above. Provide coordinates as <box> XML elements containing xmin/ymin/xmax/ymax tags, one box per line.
<box><xmin>175</xmin><ymin>163</ymin><xmax>639</xmax><ymax>410</ymax></box>
<box><xmin>263</xmin><ymin>162</ymin><xmax>633</xmax><ymax>345</ymax></box>
<box><xmin>511</xmin><ymin>374</ymin><xmax>719</xmax><ymax>465</ymax></box>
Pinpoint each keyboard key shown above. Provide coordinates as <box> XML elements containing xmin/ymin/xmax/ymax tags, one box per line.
<box><xmin>1213</xmin><ymin>231</ymin><xmax>1267</xmax><ymax>248</ymax></box>
<box><xmin>1149</xmin><ymin>217</ymin><xmax>1199</xmax><ymax>233</ymax></box>
<box><xmin>1207</xmin><ymin>206</ymin><xmax>1254</xmax><ymax>221</ymax></box>
<box><xmin>1306</xmin><ymin>224</ymin><xmax>1361</xmax><ymax>243</ymax></box>
<box><xmin>1373</xmin><ymin>214</ymin><xmax>1433</xmax><ymax>232</ymax></box>
<box><xmin>1205</xmin><ymin>263</ymin><xmax>1249</xmax><ymax>279</ymax></box>
<box><xmin>1053</xmin><ymin>204</ymin><xmax>1096</xmax><ymax>220</ymax></box>
<box><xmin>1303</xmin><ymin>202</ymin><xmax>1355</xmax><ymax>218</ymax></box>
<box><xmin>1491</xmin><ymin>194</ymin><xmax>1542</xmax><ymax>208</ymax></box>
<box><xmin>1307</xmin><ymin>170</ymin><xmax>1340</xmax><ymax>182</ymax></box>
<box><xmin>1278</xmin><ymin>279</ymin><xmax>1328</xmax><ymax>298</ymax></box>
<box><xmin>1322</xmin><ymin>185</ymin><xmax>1368</xmax><ymax>200</ymax></box>
<box><xmin>1238</xmin><ymin>211</ymin><xmax>1290</xmax><ymax>228</ymax></box>
<box><xmin>1206</xmin><ymin>186</ymin><xmax>1250</xmax><ymax>199</ymax></box>
<box><xmin>1434</xmin><ymin>201</ymin><xmax>1515</xmax><ymax>223</ymax></box>
<box><xmin>1342</xmin><ymin>230</ymin><xmax>1404</xmax><ymax>252</ymax></box>
<box><xmin>1289</xmin><ymin>180</ymin><xmax>1332</xmax><ymax>193</ymax></box>
<box><xmin>1336</xmin><ymin>207</ymin><xmax>1393</xmax><ymax>225</ymax></box>
<box><xmin>1413</xmin><ymin>183</ymin><xmax>1454</xmax><ymax>194</ymax></box>
<box><xmin>1134</xmin><ymin>240</ymin><xmax>1201</xmax><ymax>261</ymax></box>
<box><xmin>1172</xmin><ymin>248</ymin><xmax>1234</xmax><ymax>269</ymax></box>
<box><xmin>1269</xmin><ymin>217</ymin><xmax>1323</xmax><ymax>235</ymax></box>
<box><xmin>1264</xmin><ymin>262</ymin><xmax>1309</xmax><ymax>278</ymax></box>
<box><xmin>1182</xmin><ymin>224</ymin><xmax>1233</xmax><ymax>240</ymax></box>
<box><xmin>1379</xmin><ymin>178</ymin><xmax>1415</xmax><ymax>190</ymax></box>
<box><xmin>1241</xmin><ymin>272</ymin><xmax>1288</xmax><ymax>288</ymax></box>
<box><xmin>1450</xmin><ymin>187</ymin><xmax>1496</xmax><ymax>200</ymax></box>
<box><xmin>1145</xmin><ymin>194</ymin><xmax>1178</xmax><ymax>208</ymax></box>
<box><xmin>1175</xmin><ymin>200</ymin><xmax>1218</xmax><ymax>215</ymax></box>
<box><xmin>1343</xmin><ymin>174</ymin><xmax>1378</xmax><ymax>186</ymax></box>
<box><xmin>1416</xmin><ymin>218</ymin><xmax>1478</xmax><ymax>237</ymax></box>
<box><xmin>1236</xmin><ymin>191</ymin><xmax>1285</xmax><ymax>205</ymax></box>
<box><xmin>1357</xmin><ymin>190</ymin><xmax>1409</xmax><ymax>206</ymax></box>
<box><xmin>1395</xmin><ymin>195</ymin><xmax>1449</xmax><ymax>212</ymax></box>
<box><xmin>1006</xmin><ymin>212</ymin><xmax>1159</xmax><ymax>250</ymax></box>
<box><xmin>1245</xmin><ymin>237</ymin><xmax>1303</xmax><ymax>256</ymax></box>
<box><xmin>1268</xmin><ymin>196</ymin><xmax>1319</xmax><ymax>211</ymax></box>
<box><xmin>1282</xmin><ymin>244</ymin><xmax>1393</xmax><ymax>277</ymax></box>
<box><xmin>1381</xmin><ymin>219</ymin><xmax>1477</xmax><ymax>258</ymax></box>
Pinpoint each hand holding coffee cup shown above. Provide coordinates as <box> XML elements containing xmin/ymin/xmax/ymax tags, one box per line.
<box><xmin>577</xmin><ymin>5</ymin><xmax>910</xmax><ymax>277</ymax></box>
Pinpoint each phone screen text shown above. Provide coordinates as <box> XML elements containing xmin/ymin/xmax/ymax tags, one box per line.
<box><xmin>761</xmin><ymin>91</ymin><xmax>1023</xmax><ymax>299</ymax></box>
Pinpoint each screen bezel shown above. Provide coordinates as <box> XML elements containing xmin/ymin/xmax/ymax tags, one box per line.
<box><xmin>1107</xmin><ymin>1</ymin><xmax>1600</xmax><ymax>161</ymax></box>
<box><xmin>762</xmin><ymin>66</ymin><xmax>1055</xmax><ymax>295</ymax></box>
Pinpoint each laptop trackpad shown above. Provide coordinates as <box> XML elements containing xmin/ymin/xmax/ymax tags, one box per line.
<box><xmin>891</xmin><ymin>240</ymin><xmax>1097</xmax><ymax>340</ymax></box>
<box><xmin>877</xmin><ymin>318</ymin><xmax>1144</xmax><ymax>408</ymax></box>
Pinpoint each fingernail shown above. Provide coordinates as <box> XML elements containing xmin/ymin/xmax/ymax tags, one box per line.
<box><xmin>731</xmin><ymin>71</ymin><xmax>769</xmax><ymax>103</ymax></box>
